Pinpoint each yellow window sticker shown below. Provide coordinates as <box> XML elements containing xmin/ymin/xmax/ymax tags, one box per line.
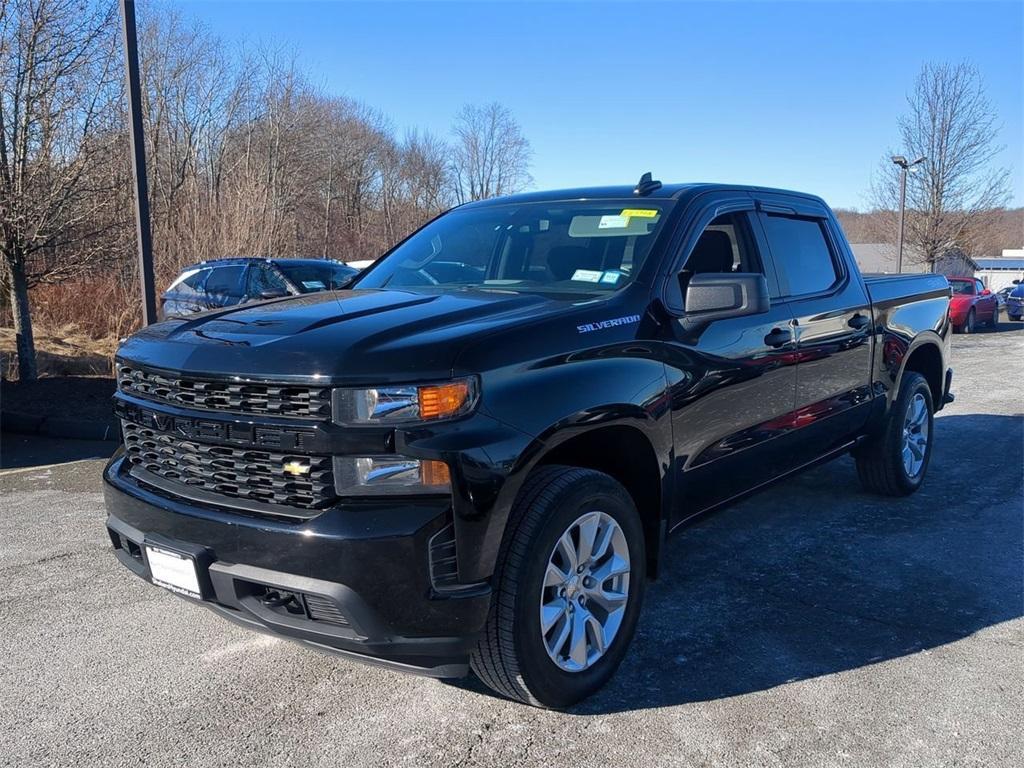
<box><xmin>620</xmin><ymin>209</ymin><xmax>659</xmax><ymax>219</ymax></box>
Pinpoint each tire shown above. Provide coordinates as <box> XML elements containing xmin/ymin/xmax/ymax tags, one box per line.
<box><xmin>855</xmin><ymin>372</ymin><xmax>934</xmax><ymax>496</ymax></box>
<box><xmin>470</xmin><ymin>465</ymin><xmax>645</xmax><ymax>708</ymax></box>
<box><xmin>963</xmin><ymin>308</ymin><xmax>976</xmax><ymax>334</ymax></box>
<box><xmin>989</xmin><ymin>309</ymin><xmax>1000</xmax><ymax>329</ymax></box>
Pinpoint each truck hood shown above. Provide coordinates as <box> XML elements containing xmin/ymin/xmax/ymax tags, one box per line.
<box><xmin>118</xmin><ymin>288</ymin><xmax>568</xmax><ymax>383</ymax></box>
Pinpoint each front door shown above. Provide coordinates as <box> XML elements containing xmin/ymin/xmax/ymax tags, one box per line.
<box><xmin>658</xmin><ymin>200</ymin><xmax>800</xmax><ymax>523</ymax></box>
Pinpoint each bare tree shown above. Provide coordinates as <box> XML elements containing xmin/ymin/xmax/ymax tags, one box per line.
<box><xmin>401</xmin><ymin>129</ymin><xmax>453</xmax><ymax>215</ymax></box>
<box><xmin>1</xmin><ymin>0</ymin><xmax>122</xmax><ymax>379</ymax></box>
<box><xmin>451</xmin><ymin>102</ymin><xmax>531</xmax><ymax>203</ymax></box>
<box><xmin>0</xmin><ymin>7</ymin><xmax>540</xmax><ymax>356</ymax></box>
<box><xmin>872</xmin><ymin>62</ymin><xmax>1011</xmax><ymax>269</ymax></box>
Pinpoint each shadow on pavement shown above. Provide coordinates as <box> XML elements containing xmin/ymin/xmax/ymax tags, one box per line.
<box><xmin>453</xmin><ymin>413</ymin><xmax>1023</xmax><ymax>713</ymax></box>
<box><xmin>987</xmin><ymin>316</ymin><xmax>1024</xmax><ymax>333</ymax></box>
<box><xmin>0</xmin><ymin>432</ymin><xmax>115</xmax><ymax>470</ymax></box>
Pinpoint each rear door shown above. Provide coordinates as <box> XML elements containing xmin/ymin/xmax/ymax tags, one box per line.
<box><xmin>659</xmin><ymin>195</ymin><xmax>800</xmax><ymax>518</ymax></box>
<box><xmin>754</xmin><ymin>195</ymin><xmax>874</xmax><ymax>464</ymax></box>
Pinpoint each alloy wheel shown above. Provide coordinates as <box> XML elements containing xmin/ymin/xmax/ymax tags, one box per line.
<box><xmin>901</xmin><ymin>392</ymin><xmax>930</xmax><ymax>478</ymax></box>
<box><xmin>539</xmin><ymin>511</ymin><xmax>630</xmax><ymax>672</ymax></box>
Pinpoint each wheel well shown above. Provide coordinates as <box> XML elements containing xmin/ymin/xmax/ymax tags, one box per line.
<box><xmin>902</xmin><ymin>343</ymin><xmax>943</xmax><ymax>406</ymax></box>
<box><xmin>537</xmin><ymin>426</ymin><xmax>662</xmax><ymax>578</ymax></box>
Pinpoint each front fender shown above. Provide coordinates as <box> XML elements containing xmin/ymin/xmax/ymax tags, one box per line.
<box><xmin>441</xmin><ymin>352</ymin><xmax>672</xmax><ymax>582</ymax></box>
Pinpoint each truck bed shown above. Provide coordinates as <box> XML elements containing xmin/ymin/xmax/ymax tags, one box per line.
<box><xmin>863</xmin><ymin>273</ymin><xmax>951</xmax><ymax>308</ymax></box>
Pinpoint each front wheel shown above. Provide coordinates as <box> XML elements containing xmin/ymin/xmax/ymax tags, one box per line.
<box><xmin>471</xmin><ymin>465</ymin><xmax>645</xmax><ymax>708</ymax></box>
<box><xmin>855</xmin><ymin>372</ymin><xmax>934</xmax><ymax>496</ymax></box>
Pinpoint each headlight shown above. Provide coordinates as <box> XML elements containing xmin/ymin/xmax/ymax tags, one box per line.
<box><xmin>334</xmin><ymin>377</ymin><xmax>478</xmax><ymax>425</ymax></box>
<box><xmin>334</xmin><ymin>455</ymin><xmax>451</xmax><ymax>496</ymax></box>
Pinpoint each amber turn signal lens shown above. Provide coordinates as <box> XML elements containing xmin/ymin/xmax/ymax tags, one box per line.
<box><xmin>420</xmin><ymin>459</ymin><xmax>451</xmax><ymax>487</ymax></box>
<box><xmin>418</xmin><ymin>381</ymin><xmax>471</xmax><ymax>420</ymax></box>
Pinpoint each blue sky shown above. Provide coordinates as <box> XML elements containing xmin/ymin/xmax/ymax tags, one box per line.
<box><xmin>177</xmin><ymin>0</ymin><xmax>1023</xmax><ymax>210</ymax></box>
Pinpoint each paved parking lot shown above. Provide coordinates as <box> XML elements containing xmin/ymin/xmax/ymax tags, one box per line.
<box><xmin>2</xmin><ymin>322</ymin><xmax>1022</xmax><ymax>768</ymax></box>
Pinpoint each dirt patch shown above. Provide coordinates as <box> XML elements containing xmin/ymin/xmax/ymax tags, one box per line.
<box><xmin>0</xmin><ymin>324</ymin><xmax>118</xmax><ymax>379</ymax></box>
<box><xmin>1</xmin><ymin>376</ymin><xmax>116</xmax><ymax>423</ymax></box>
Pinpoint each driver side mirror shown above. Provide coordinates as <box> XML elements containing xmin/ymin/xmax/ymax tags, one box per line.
<box><xmin>980</xmin><ymin>288</ymin><xmax>991</xmax><ymax>296</ymax></box>
<box><xmin>259</xmin><ymin>289</ymin><xmax>288</xmax><ymax>300</ymax></box>
<box><xmin>681</xmin><ymin>272</ymin><xmax>771</xmax><ymax>326</ymax></box>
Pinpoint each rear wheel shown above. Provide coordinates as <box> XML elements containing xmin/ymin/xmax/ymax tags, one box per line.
<box><xmin>471</xmin><ymin>465</ymin><xmax>645</xmax><ymax>708</ymax></box>
<box><xmin>855</xmin><ymin>372</ymin><xmax>934</xmax><ymax>496</ymax></box>
<box><xmin>963</xmin><ymin>308</ymin><xmax>976</xmax><ymax>334</ymax></box>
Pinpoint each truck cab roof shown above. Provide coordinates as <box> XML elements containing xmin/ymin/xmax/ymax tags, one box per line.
<box><xmin>458</xmin><ymin>181</ymin><xmax>829</xmax><ymax>209</ymax></box>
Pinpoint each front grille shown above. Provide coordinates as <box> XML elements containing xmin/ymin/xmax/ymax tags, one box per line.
<box><xmin>123</xmin><ymin>421</ymin><xmax>336</xmax><ymax>511</ymax></box>
<box><xmin>117</xmin><ymin>363</ymin><xmax>332</xmax><ymax>419</ymax></box>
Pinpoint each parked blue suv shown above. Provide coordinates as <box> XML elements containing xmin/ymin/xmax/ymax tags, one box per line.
<box><xmin>160</xmin><ymin>258</ymin><xmax>359</xmax><ymax>318</ymax></box>
<box><xmin>1006</xmin><ymin>282</ymin><xmax>1024</xmax><ymax>322</ymax></box>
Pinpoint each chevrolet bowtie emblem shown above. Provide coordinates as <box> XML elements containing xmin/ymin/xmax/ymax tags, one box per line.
<box><xmin>282</xmin><ymin>460</ymin><xmax>311</xmax><ymax>476</ymax></box>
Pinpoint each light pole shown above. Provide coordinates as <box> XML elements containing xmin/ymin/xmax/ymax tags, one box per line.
<box><xmin>891</xmin><ymin>155</ymin><xmax>926</xmax><ymax>273</ymax></box>
<box><xmin>120</xmin><ymin>0</ymin><xmax>157</xmax><ymax>326</ymax></box>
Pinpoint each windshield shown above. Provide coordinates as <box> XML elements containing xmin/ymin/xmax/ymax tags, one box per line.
<box><xmin>353</xmin><ymin>200</ymin><xmax>671</xmax><ymax>297</ymax></box>
<box><xmin>950</xmin><ymin>280</ymin><xmax>975</xmax><ymax>296</ymax></box>
<box><xmin>277</xmin><ymin>262</ymin><xmax>356</xmax><ymax>292</ymax></box>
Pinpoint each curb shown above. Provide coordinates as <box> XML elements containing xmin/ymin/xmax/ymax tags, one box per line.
<box><xmin>1</xmin><ymin>410</ymin><xmax>119</xmax><ymax>442</ymax></box>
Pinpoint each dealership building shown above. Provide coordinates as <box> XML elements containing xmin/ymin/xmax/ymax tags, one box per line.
<box><xmin>975</xmin><ymin>249</ymin><xmax>1024</xmax><ymax>292</ymax></box>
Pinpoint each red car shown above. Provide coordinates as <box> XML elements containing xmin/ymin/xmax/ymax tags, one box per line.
<box><xmin>948</xmin><ymin>277</ymin><xmax>999</xmax><ymax>333</ymax></box>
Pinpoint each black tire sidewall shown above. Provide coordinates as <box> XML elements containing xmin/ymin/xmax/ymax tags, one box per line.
<box><xmin>513</xmin><ymin>475</ymin><xmax>645</xmax><ymax>708</ymax></box>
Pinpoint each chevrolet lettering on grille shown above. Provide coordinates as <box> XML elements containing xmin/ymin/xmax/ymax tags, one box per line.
<box><xmin>114</xmin><ymin>401</ymin><xmax>315</xmax><ymax>451</ymax></box>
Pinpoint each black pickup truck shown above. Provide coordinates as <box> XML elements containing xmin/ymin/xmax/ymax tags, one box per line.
<box><xmin>104</xmin><ymin>177</ymin><xmax>953</xmax><ymax>707</ymax></box>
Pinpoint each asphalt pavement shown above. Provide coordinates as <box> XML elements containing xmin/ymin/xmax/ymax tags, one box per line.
<box><xmin>1</xmin><ymin>321</ymin><xmax>1021</xmax><ymax>767</ymax></box>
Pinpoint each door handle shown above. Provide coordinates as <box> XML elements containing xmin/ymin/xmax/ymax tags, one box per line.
<box><xmin>764</xmin><ymin>328</ymin><xmax>792</xmax><ymax>348</ymax></box>
<box><xmin>848</xmin><ymin>313</ymin><xmax>871</xmax><ymax>330</ymax></box>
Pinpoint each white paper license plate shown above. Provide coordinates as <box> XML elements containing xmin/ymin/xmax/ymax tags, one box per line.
<box><xmin>145</xmin><ymin>545</ymin><xmax>202</xmax><ymax>599</ymax></box>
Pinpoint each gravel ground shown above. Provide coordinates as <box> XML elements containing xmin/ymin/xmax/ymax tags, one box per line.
<box><xmin>1</xmin><ymin>322</ymin><xmax>1021</xmax><ymax>768</ymax></box>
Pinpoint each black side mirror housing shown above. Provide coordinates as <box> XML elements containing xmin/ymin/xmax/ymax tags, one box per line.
<box><xmin>259</xmin><ymin>289</ymin><xmax>288</xmax><ymax>300</ymax></box>
<box><xmin>682</xmin><ymin>272</ymin><xmax>770</xmax><ymax>327</ymax></box>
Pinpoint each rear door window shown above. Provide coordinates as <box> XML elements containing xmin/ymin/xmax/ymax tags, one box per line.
<box><xmin>203</xmin><ymin>266</ymin><xmax>246</xmax><ymax>299</ymax></box>
<box><xmin>758</xmin><ymin>214</ymin><xmax>841</xmax><ymax>297</ymax></box>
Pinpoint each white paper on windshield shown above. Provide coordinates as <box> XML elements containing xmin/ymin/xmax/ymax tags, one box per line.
<box><xmin>302</xmin><ymin>280</ymin><xmax>326</xmax><ymax>290</ymax></box>
<box><xmin>597</xmin><ymin>215</ymin><xmax>629</xmax><ymax>229</ymax></box>
<box><xmin>571</xmin><ymin>269</ymin><xmax>603</xmax><ymax>282</ymax></box>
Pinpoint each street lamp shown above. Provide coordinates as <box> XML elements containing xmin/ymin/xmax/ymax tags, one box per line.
<box><xmin>120</xmin><ymin>0</ymin><xmax>157</xmax><ymax>325</ymax></box>
<box><xmin>891</xmin><ymin>155</ymin><xmax>926</xmax><ymax>273</ymax></box>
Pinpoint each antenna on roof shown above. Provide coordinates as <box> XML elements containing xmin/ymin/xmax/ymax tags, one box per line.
<box><xmin>634</xmin><ymin>171</ymin><xmax>662</xmax><ymax>196</ymax></box>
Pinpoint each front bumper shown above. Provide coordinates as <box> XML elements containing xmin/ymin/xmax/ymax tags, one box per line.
<box><xmin>104</xmin><ymin>454</ymin><xmax>491</xmax><ymax>677</ymax></box>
